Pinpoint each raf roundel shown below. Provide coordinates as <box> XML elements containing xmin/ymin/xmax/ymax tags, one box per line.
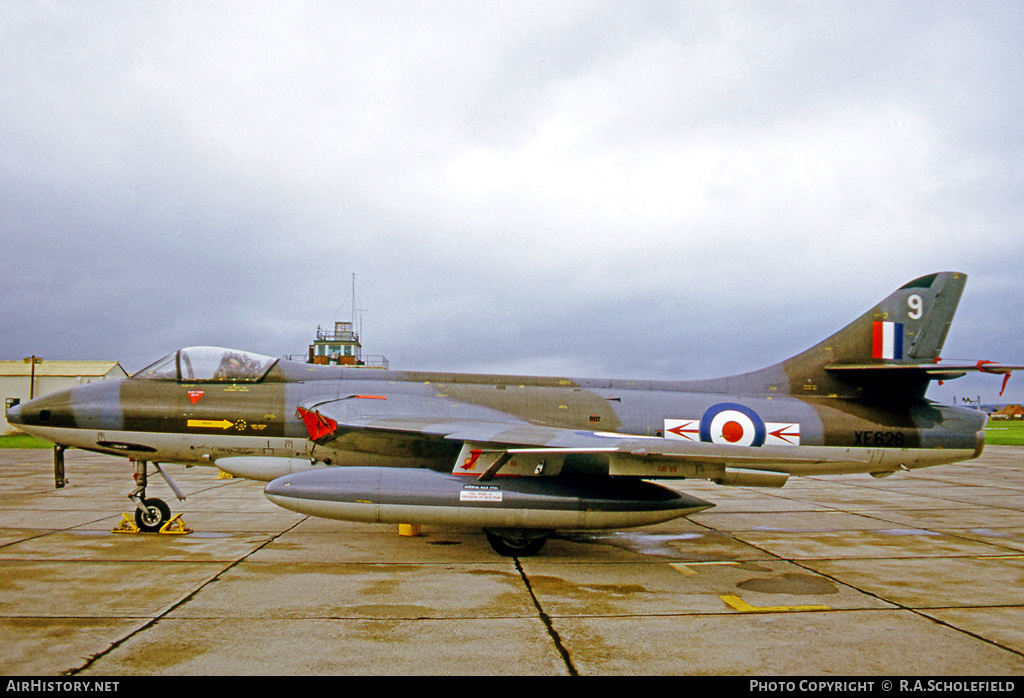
<box><xmin>699</xmin><ymin>403</ymin><xmax>767</xmax><ymax>447</ymax></box>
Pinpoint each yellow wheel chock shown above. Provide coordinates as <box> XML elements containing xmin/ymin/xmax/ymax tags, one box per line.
<box><xmin>111</xmin><ymin>513</ymin><xmax>138</xmax><ymax>534</ymax></box>
<box><xmin>111</xmin><ymin>512</ymin><xmax>192</xmax><ymax>535</ymax></box>
<box><xmin>398</xmin><ymin>523</ymin><xmax>421</xmax><ymax>537</ymax></box>
<box><xmin>216</xmin><ymin>470</ymin><xmax>234</xmax><ymax>479</ymax></box>
<box><xmin>159</xmin><ymin>513</ymin><xmax>191</xmax><ymax>535</ymax></box>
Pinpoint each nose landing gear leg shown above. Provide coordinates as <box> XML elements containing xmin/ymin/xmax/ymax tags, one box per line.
<box><xmin>127</xmin><ymin>459</ymin><xmax>184</xmax><ymax>532</ymax></box>
<box><xmin>54</xmin><ymin>445</ymin><xmax>67</xmax><ymax>489</ymax></box>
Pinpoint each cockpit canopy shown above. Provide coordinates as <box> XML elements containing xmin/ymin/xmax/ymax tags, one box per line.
<box><xmin>132</xmin><ymin>347</ymin><xmax>279</xmax><ymax>383</ymax></box>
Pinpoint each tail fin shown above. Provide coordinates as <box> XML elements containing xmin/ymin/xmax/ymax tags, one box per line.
<box><xmin>739</xmin><ymin>272</ymin><xmax>967</xmax><ymax>399</ymax></box>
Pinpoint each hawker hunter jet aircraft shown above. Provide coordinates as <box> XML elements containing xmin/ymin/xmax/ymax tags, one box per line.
<box><xmin>7</xmin><ymin>272</ymin><xmax>1021</xmax><ymax>555</ymax></box>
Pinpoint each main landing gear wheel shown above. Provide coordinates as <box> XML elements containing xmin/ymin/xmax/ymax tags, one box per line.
<box><xmin>485</xmin><ymin>530</ymin><xmax>550</xmax><ymax>557</ymax></box>
<box><xmin>134</xmin><ymin>497</ymin><xmax>171</xmax><ymax>532</ymax></box>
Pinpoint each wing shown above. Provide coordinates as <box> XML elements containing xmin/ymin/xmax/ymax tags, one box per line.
<box><xmin>294</xmin><ymin>393</ymin><xmax>892</xmax><ymax>487</ymax></box>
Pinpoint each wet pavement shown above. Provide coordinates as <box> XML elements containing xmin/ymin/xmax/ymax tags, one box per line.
<box><xmin>1</xmin><ymin>446</ymin><xmax>1023</xmax><ymax>675</ymax></box>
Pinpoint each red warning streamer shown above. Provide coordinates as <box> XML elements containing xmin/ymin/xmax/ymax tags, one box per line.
<box><xmin>296</xmin><ymin>406</ymin><xmax>338</xmax><ymax>441</ymax></box>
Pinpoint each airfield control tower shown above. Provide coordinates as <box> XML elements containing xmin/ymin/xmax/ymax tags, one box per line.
<box><xmin>308</xmin><ymin>321</ymin><xmax>388</xmax><ymax>369</ymax></box>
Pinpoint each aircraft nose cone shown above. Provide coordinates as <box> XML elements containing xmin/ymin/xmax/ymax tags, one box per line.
<box><xmin>7</xmin><ymin>389</ymin><xmax>77</xmax><ymax>430</ymax></box>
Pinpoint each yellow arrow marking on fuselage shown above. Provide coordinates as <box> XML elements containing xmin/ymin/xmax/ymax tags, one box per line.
<box><xmin>719</xmin><ymin>594</ymin><xmax>830</xmax><ymax>613</ymax></box>
<box><xmin>187</xmin><ymin>419</ymin><xmax>235</xmax><ymax>430</ymax></box>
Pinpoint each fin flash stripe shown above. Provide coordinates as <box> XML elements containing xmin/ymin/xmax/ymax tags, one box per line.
<box><xmin>873</xmin><ymin>321</ymin><xmax>904</xmax><ymax>360</ymax></box>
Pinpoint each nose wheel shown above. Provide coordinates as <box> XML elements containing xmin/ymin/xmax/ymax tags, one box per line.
<box><xmin>128</xmin><ymin>460</ymin><xmax>185</xmax><ymax>532</ymax></box>
<box><xmin>134</xmin><ymin>497</ymin><xmax>171</xmax><ymax>532</ymax></box>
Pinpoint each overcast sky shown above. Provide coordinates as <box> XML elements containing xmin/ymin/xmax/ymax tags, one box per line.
<box><xmin>2</xmin><ymin>1</ymin><xmax>1022</xmax><ymax>405</ymax></box>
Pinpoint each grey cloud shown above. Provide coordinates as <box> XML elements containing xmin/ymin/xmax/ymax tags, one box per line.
<box><xmin>1</xmin><ymin>1</ymin><xmax>1021</xmax><ymax>405</ymax></box>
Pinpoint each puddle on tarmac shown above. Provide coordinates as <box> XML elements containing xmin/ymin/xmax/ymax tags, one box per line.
<box><xmin>556</xmin><ymin>531</ymin><xmax>704</xmax><ymax>557</ymax></box>
<box><xmin>879</xmin><ymin>528</ymin><xmax>940</xmax><ymax>536</ymax></box>
<box><xmin>737</xmin><ymin>572</ymin><xmax>839</xmax><ymax>595</ymax></box>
